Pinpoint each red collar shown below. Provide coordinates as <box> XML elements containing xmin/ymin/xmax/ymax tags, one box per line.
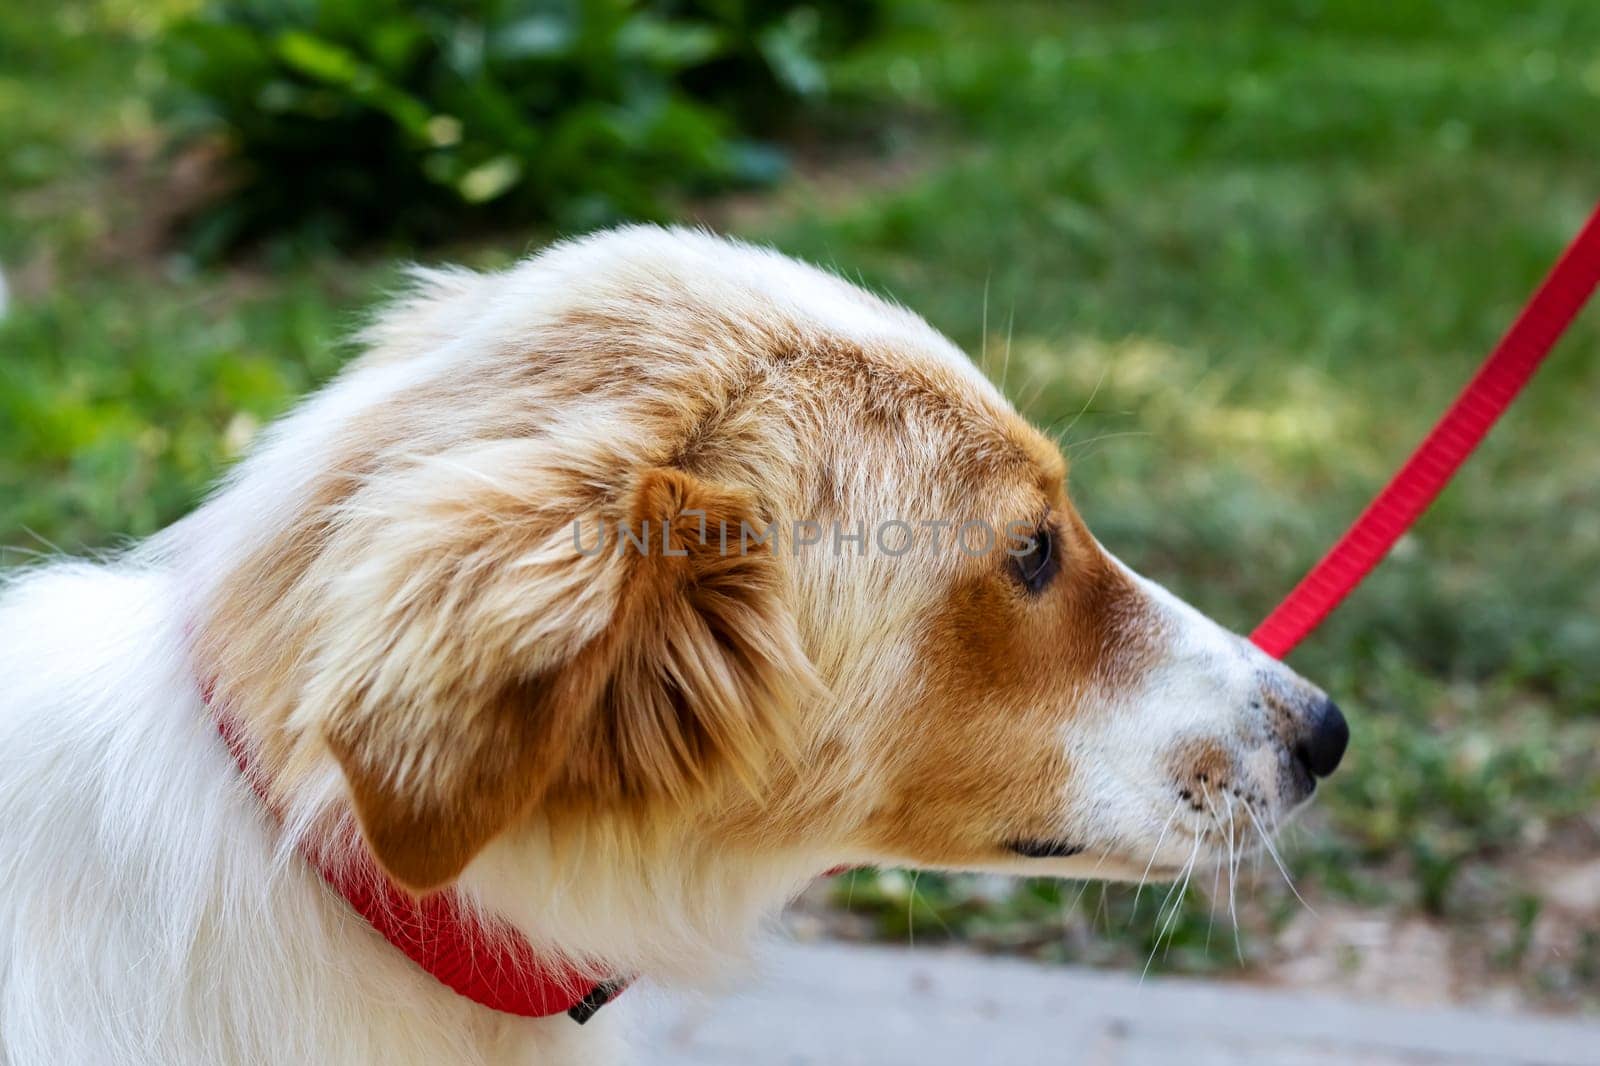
<box><xmin>209</xmin><ymin>700</ymin><xmax>620</xmax><ymax>1023</ymax></box>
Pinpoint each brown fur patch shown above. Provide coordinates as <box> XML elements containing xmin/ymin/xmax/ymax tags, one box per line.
<box><xmin>855</xmin><ymin>497</ymin><xmax>1160</xmax><ymax>864</ymax></box>
<box><xmin>314</xmin><ymin>466</ymin><xmax>815</xmax><ymax>891</ymax></box>
<box><xmin>550</xmin><ymin>469</ymin><xmax>817</xmax><ymax>808</ymax></box>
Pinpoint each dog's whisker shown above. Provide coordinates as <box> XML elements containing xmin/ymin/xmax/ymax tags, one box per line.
<box><xmin>1</xmin><ymin>542</ymin><xmax>62</xmax><ymax>563</ymax></box>
<box><xmin>1219</xmin><ymin>794</ymin><xmax>1245</xmax><ymax>963</ymax></box>
<box><xmin>1163</xmin><ymin>837</ymin><xmax>1201</xmax><ymax>933</ymax></box>
<box><xmin>1000</xmin><ymin>301</ymin><xmax>1016</xmax><ymax>394</ymax></box>
<box><xmin>917</xmin><ymin>872</ymin><xmax>954</xmax><ymax>939</ymax></box>
<box><xmin>1166</xmin><ymin>842</ymin><xmax>1202</xmax><ymax>963</ymax></box>
<box><xmin>1141</xmin><ymin>834</ymin><xmax>1201</xmax><ymax>982</ymax></box>
<box><xmin>1153</xmin><ymin>833</ymin><xmax>1199</xmax><ymax>931</ymax></box>
<box><xmin>1060</xmin><ymin>850</ymin><xmax>1112</xmax><ymax>932</ymax></box>
<box><xmin>1243</xmin><ymin>798</ymin><xmax>1315</xmax><ymax>916</ymax></box>
<box><xmin>1057</xmin><ymin>362</ymin><xmax>1110</xmax><ymax>446</ymax></box>
<box><xmin>1129</xmin><ymin>799</ymin><xmax>1184</xmax><ymax>924</ymax></box>
<box><xmin>979</xmin><ymin>270</ymin><xmax>991</xmax><ymax>377</ymax></box>
<box><xmin>1197</xmin><ymin>783</ymin><xmax>1224</xmax><ymax>956</ymax></box>
<box><xmin>1204</xmin><ymin>843</ymin><xmax>1222</xmax><ymax>956</ymax></box>
<box><xmin>906</xmin><ymin>870</ymin><xmax>918</xmax><ymax>948</ymax></box>
<box><xmin>1064</xmin><ymin>429</ymin><xmax>1152</xmax><ymax>456</ymax></box>
<box><xmin>1011</xmin><ymin>362</ymin><xmax>1054</xmax><ymax>418</ymax></box>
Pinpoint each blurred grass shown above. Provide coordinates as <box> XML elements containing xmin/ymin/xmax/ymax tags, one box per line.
<box><xmin>3</xmin><ymin>0</ymin><xmax>1598</xmax><ymax>1008</ymax></box>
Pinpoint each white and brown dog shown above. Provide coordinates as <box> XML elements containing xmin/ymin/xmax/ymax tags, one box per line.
<box><xmin>0</xmin><ymin>227</ymin><xmax>1346</xmax><ymax>1064</ymax></box>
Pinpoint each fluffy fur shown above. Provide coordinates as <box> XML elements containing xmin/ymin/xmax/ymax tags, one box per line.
<box><xmin>0</xmin><ymin>227</ymin><xmax>1339</xmax><ymax>1064</ymax></box>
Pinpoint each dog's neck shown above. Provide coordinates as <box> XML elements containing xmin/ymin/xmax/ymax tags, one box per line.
<box><xmin>204</xmin><ymin>677</ymin><xmax>846</xmax><ymax>1021</ymax></box>
<box><xmin>463</xmin><ymin>814</ymin><xmax>845</xmax><ymax>986</ymax></box>
<box><xmin>207</xmin><ymin>697</ymin><xmax>620</xmax><ymax>1023</ymax></box>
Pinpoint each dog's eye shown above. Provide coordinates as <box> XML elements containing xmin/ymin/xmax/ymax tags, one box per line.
<box><xmin>1009</xmin><ymin>524</ymin><xmax>1058</xmax><ymax>594</ymax></box>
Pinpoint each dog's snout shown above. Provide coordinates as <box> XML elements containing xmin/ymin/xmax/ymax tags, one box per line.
<box><xmin>1293</xmin><ymin>697</ymin><xmax>1348</xmax><ymax>778</ymax></box>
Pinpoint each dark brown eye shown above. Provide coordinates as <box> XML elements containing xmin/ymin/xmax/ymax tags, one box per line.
<box><xmin>1009</xmin><ymin>524</ymin><xmax>1058</xmax><ymax>594</ymax></box>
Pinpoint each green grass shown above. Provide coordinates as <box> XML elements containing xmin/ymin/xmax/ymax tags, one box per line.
<box><xmin>4</xmin><ymin>0</ymin><xmax>1598</xmax><ymax>1009</ymax></box>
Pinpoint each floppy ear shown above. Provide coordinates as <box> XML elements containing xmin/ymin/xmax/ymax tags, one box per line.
<box><xmin>312</xmin><ymin>450</ymin><xmax>814</xmax><ymax>893</ymax></box>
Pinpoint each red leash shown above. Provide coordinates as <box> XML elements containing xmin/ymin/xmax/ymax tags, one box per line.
<box><xmin>1251</xmin><ymin>201</ymin><xmax>1600</xmax><ymax>659</ymax></box>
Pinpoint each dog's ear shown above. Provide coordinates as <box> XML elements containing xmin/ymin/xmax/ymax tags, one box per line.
<box><xmin>314</xmin><ymin>452</ymin><xmax>815</xmax><ymax>893</ymax></box>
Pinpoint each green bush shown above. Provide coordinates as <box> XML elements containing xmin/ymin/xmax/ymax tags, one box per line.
<box><xmin>160</xmin><ymin>0</ymin><xmax>899</xmax><ymax>252</ymax></box>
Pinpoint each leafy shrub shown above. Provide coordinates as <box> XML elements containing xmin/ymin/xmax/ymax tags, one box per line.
<box><xmin>160</xmin><ymin>0</ymin><xmax>901</xmax><ymax>252</ymax></box>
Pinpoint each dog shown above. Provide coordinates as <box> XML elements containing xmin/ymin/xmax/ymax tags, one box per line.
<box><xmin>0</xmin><ymin>227</ymin><xmax>1346</xmax><ymax>1064</ymax></box>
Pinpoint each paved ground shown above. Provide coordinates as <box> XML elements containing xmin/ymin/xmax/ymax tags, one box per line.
<box><xmin>637</xmin><ymin>943</ymin><xmax>1598</xmax><ymax>1066</ymax></box>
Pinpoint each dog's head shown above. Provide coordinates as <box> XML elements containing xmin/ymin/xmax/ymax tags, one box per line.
<box><xmin>197</xmin><ymin>227</ymin><xmax>1344</xmax><ymax>907</ymax></box>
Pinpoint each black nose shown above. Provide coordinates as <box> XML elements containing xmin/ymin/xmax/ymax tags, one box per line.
<box><xmin>1294</xmin><ymin>698</ymin><xmax>1349</xmax><ymax>778</ymax></box>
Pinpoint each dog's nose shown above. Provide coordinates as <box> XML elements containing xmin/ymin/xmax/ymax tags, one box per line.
<box><xmin>1293</xmin><ymin>697</ymin><xmax>1349</xmax><ymax>778</ymax></box>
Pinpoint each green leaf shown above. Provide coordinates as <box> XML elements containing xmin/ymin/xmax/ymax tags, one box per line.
<box><xmin>273</xmin><ymin>28</ymin><xmax>432</xmax><ymax>139</ymax></box>
<box><xmin>616</xmin><ymin>16</ymin><xmax>724</xmax><ymax>69</ymax></box>
<box><xmin>758</xmin><ymin>10</ymin><xmax>826</xmax><ymax>97</ymax></box>
<box><xmin>275</xmin><ymin>30</ymin><xmax>363</xmax><ymax>87</ymax></box>
<box><xmin>491</xmin><ymin>15</ymin><xmax>576</xmax><ymax>61</ymax></box>
<box><xmin>456</xmin><ymin>154</ymin><xmax>522</xmax><ymax>203</ymax></box>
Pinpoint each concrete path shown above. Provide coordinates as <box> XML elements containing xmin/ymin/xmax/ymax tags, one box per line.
<box><xmin>637</xmin><ymin>942</ymin><xmax>1598</xmax><ymax>1066</ymax></box>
